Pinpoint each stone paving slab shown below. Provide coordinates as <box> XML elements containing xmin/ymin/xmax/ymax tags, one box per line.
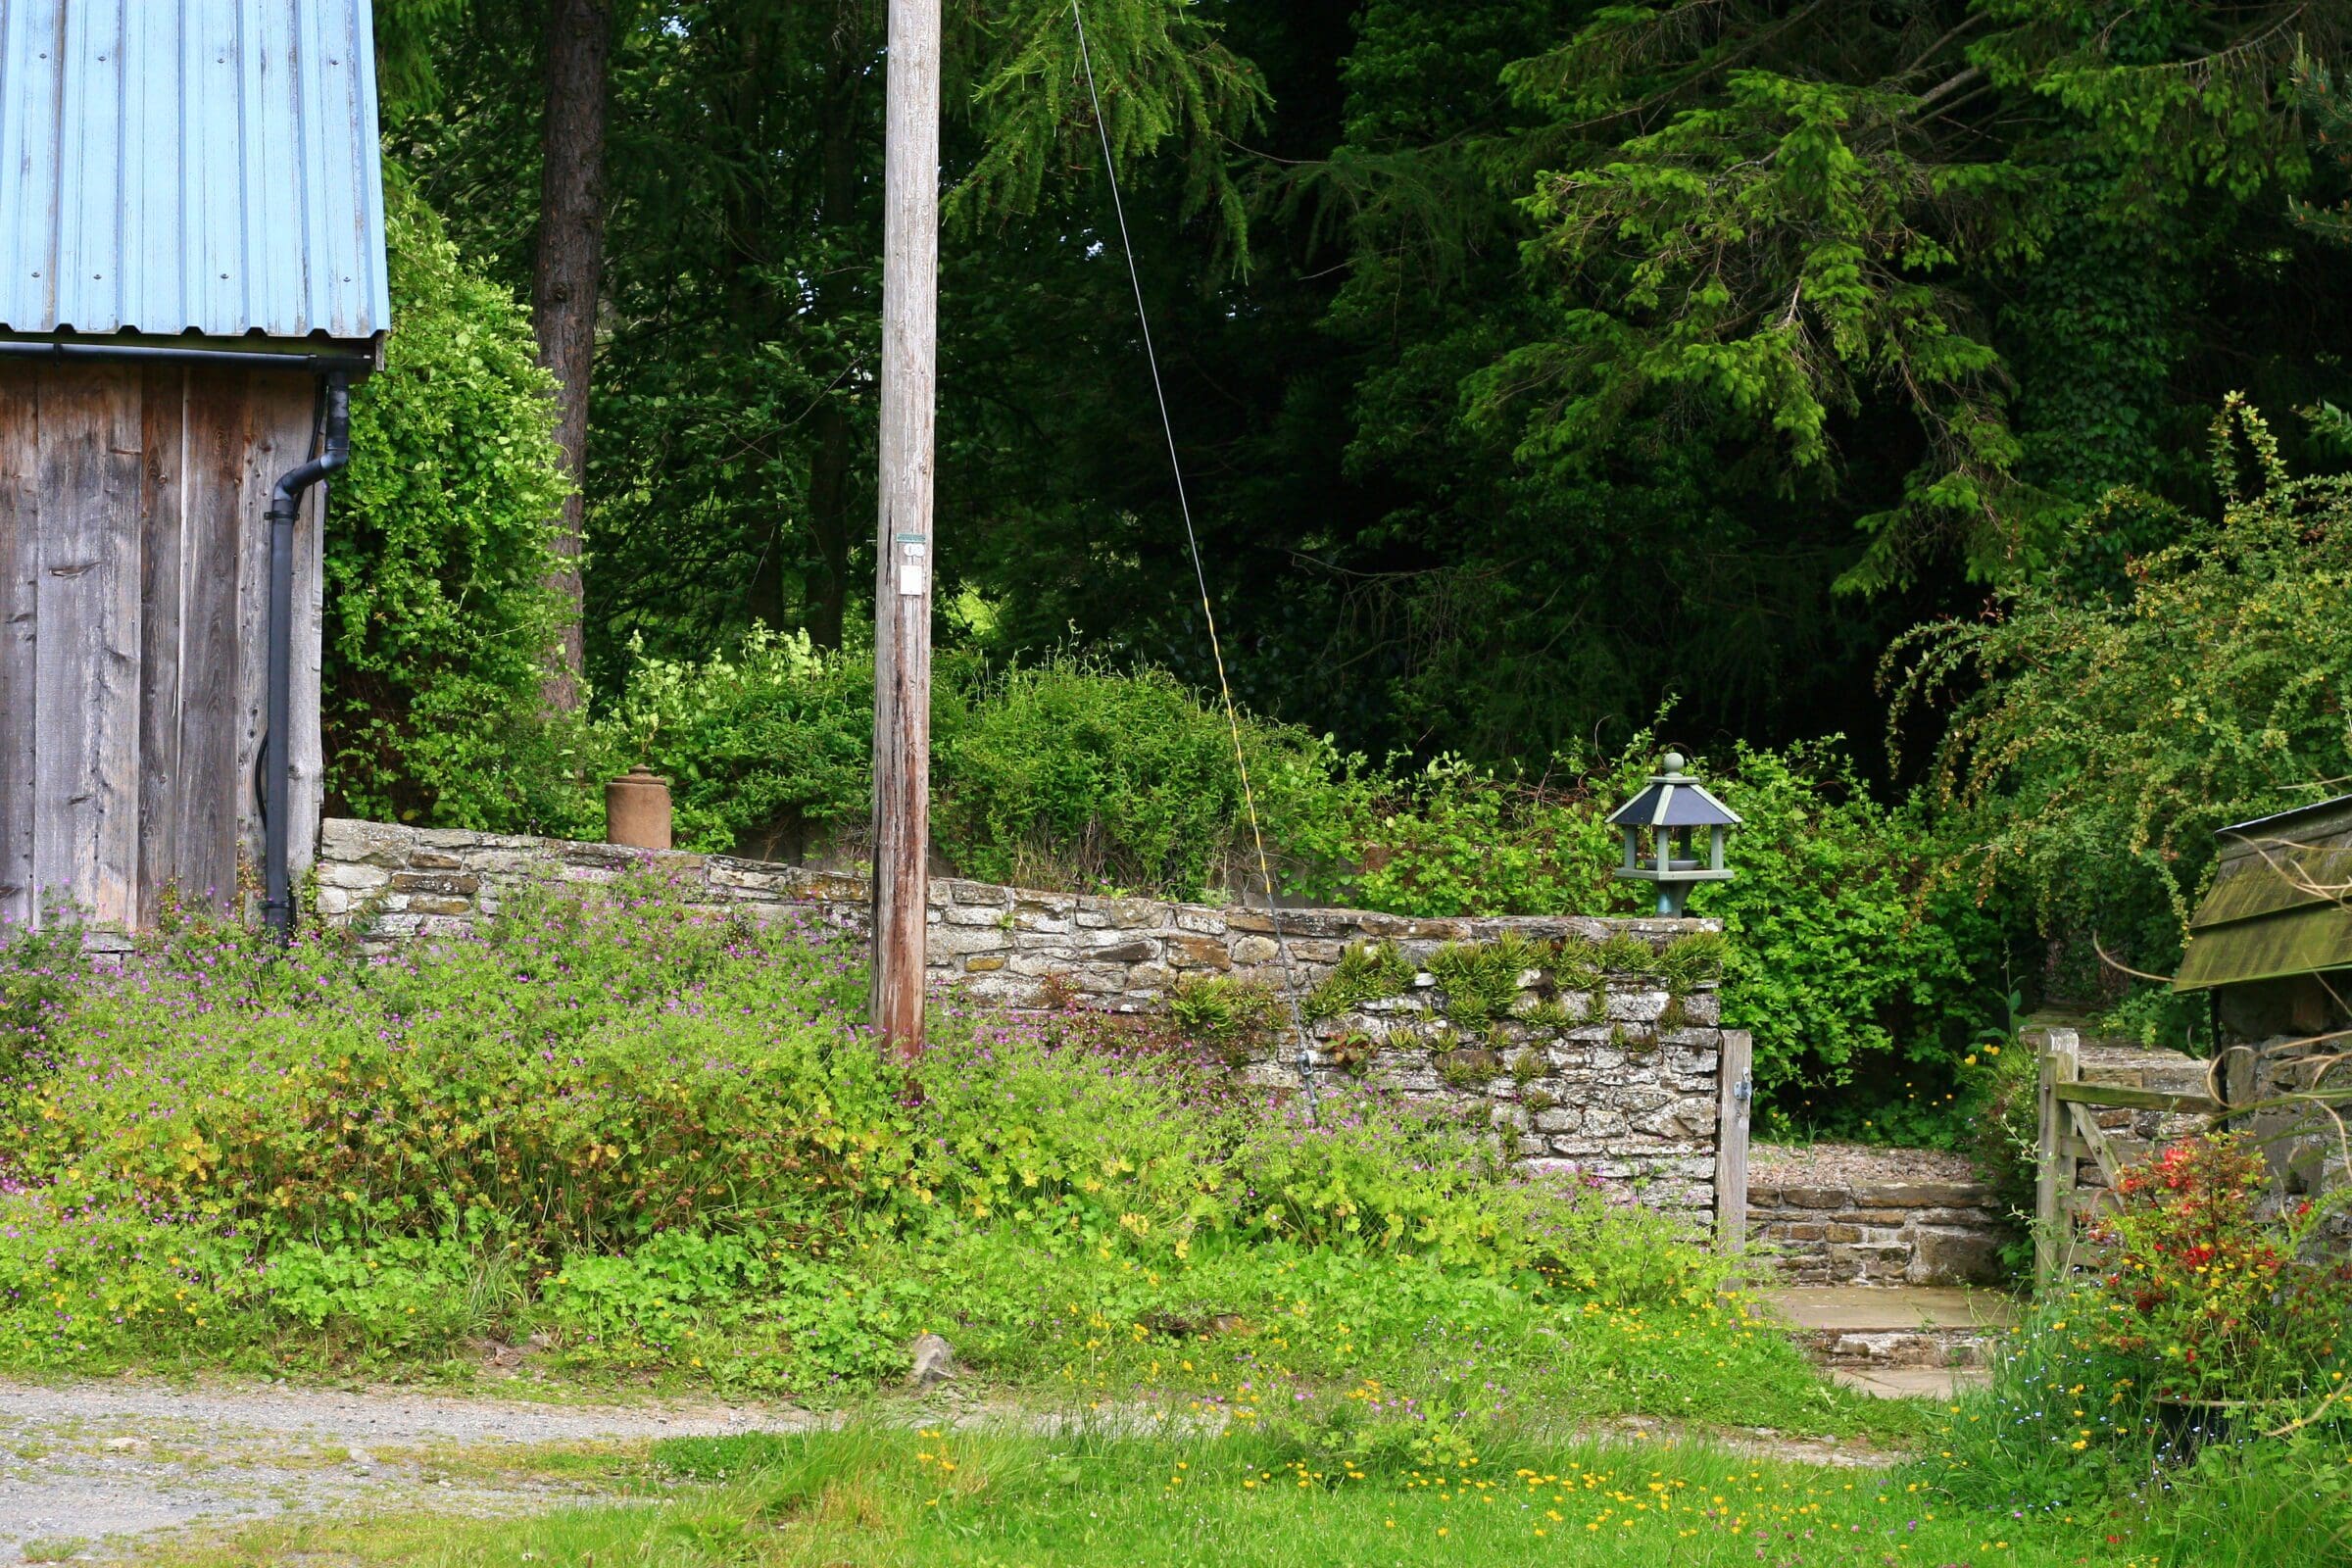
<box><xmin>1832</xmin><ymin>1366</ymin><xmax>1993</xmax><ymax>1400</ymax></box>
<box><xmin>1761</xmin><ymin>1285</ymin><xmax>2021</xmax><ymax>1333</ymax></box>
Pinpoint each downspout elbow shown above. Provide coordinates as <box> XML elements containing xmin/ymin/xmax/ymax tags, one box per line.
<box><xmin>268</xmin><ymin>379</ymin><xmax>352</xmax><ymax>517</ymax></box>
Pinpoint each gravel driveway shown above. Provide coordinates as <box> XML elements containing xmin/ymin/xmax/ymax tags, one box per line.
<box><xmin>0</xmin><ymin>1377</ymin><xmax>814</xmax><ymax>1562</ymax></box>
<box><xmin>0</xmin><ymin>1372</ymin><xmax>1903</xmax><ymax>1561</ymax></box>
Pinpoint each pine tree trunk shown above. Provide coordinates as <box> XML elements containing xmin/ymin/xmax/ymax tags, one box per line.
<box><xmin>532</xmin><ymin>0</ymin><xmax>613</xmax><ymax>712</ymax></box>
<box><xmin>805</xmin><ymin>6</ymin><xmax>869</xmax><ymax>651</ymax></box>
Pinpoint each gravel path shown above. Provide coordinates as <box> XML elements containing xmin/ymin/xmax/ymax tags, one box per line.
<box><xmin>1747</xmin><ymin>1141</ymin><xmax>1982</xmax><ymax>1186</ymax></box>
<box><xmin>0</xmin><ymin>1378</ymin><xmax>815</xmax><ymax>1562</ymax></box>
<box><xmin>0</xmin><ymin>1375</ymin><xmax>1907</xmax><ymax>1561</ymax></box>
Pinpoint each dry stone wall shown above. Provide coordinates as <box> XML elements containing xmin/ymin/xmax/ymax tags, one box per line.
<box><xmin>314</xmin><ymin>819</ymin><xmax>1733</xmax><ymax>1223</ymax></box>
<box><xmin>1747</xmin><ymin>1175</ymin><xmax>2009</xmax><ymax>1286</ymax></box>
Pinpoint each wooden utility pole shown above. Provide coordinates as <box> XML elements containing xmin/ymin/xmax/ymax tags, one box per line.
<box><xmin>871</xmin><ymin>0</ymin><xmax>941</xmax><ymax>1058</ymax></box>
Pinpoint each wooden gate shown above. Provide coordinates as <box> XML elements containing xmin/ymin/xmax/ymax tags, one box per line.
<box><xmin>2033</xmin><ymin>1029</ymin><xmax>2226</xmax><ymax>1285</ymax></box>
<box><xmin>1714</xmin><ymin>1029</ymin><xmax>1753</xmax><ymax>1255</ymax></box>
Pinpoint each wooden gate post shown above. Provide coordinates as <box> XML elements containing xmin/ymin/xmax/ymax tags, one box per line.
<box><xmin>1714</xmin><ymin>1029</ymin><xmax>1752</xmax><ymax>1256</ymax></box>
<box><xmin>2034</xmin><ymin>1028</ymin><xmax>2081</xmax><ymax>1287</ymax></box>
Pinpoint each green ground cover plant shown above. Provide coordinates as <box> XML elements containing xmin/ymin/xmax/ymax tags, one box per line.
<box><xmin>146</xmin><ymin>1418</ymin><xmax>2291</xmax><ymax>1568</ymax></box>
<box><xmin>0</xmin><ymin>878</ymin><xmax>1893</xmax><ymax>1444</ymax></box>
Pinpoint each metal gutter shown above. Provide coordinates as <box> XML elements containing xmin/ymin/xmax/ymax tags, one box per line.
<box><xmin>0</xmin><ymin>338</ymin><xmax>374</xmax><ymax>374</ymax></box>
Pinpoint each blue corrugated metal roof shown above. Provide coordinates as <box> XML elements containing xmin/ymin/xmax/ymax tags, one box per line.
<box><xmin>0</xmin><ymin>0</ymin><xmax>389</xmax><ymax>346</ymax></box>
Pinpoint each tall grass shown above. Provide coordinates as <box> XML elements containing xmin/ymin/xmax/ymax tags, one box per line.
<box><xmin>152</xmin><ymin>1423</ymin><xmax>2154</xmax><ymax>1567</ymax></box>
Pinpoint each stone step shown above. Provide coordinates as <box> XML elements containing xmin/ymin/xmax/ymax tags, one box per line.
<box><xmin>1832</xmin><ymin>1365</ymin><xmax>1993</xmax><ymax>1399</ymax></box>
<box><xmin>1757</xmin><ymin>1285</ymin><xmax>2021</xmax><ymax>1371</ymax></box>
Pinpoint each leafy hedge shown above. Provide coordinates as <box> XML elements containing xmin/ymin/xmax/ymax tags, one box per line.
<box><xmin>325</xmin><ymin>182</ymin><xmax>569</xmax><ymax>830</ymax></box>
<box><xmin>1343</xmin><ymin>736</ymin><xmax>2014</xmax><ymax>1131</ymax></box>
<box><xmin>1894</xmin><ymin>400</ymin><xmax>2352</xmax><ymax>1045</ymax></box>
<box><xmin>510</xmin><ymin>640</ymin><xmax>1369</xmax><ymax>900</ymax></box>
<box><xmin>936</xmin><ymin>657</ymin><xmax>1356</xmax><ymax>896</ymax></box>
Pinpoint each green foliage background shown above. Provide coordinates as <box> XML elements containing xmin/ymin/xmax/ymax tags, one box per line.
<box><xmin>325</xmin><ymin>184</ymin><xmax>571</xmax><ymax>831</ymax></box>
<box><xmin>329</xmin><ymin>8</ymin><xmax>2352</xmax><ymax>1134</ymax></box>
<box><xmin>1895</xmin><ymin>400</ymin><xmax>2352</xmax><ymax>1043</ymax></box>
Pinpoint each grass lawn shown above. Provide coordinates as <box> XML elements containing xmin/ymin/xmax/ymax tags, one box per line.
<box><xmin>145</xmin><ymin>1424</ymin><xmax>2155</xmax><ymax>1568</ymax></box>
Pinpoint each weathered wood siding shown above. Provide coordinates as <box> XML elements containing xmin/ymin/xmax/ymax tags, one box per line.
<box><xmin>0</xmin><ymin>361</ymin><xmax>323</xmax><ymax>933</ymax></box>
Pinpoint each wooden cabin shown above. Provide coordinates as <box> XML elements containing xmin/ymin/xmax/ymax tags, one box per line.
<box><xmin>0</xmin><ymin>2</ymin><xmax>388</xmax><ymax>937</ymax></box>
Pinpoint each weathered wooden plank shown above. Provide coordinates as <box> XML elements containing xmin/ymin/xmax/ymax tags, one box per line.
<box><xmin>173</xmin><ymin>368</ymin><xmax>253</xmax><ymax>915</ymax></box>
<box><xmin>2052</xmin><ymin>1080</ymin><xmax>2226</xmax><ymax>1117</ymax></box>
<box><xmin>1713</xmin><ymin>1029</ymin><xmax>1752</xmax><ymax>1258</ymax></box>
<box><xmin>29</xmin><ymin>368</ymin><xmax>98</xmax><ymax>928</ymax></box>
<box><xmin>234</xmin><ymin>378</ymin><xmax>322</xmax><ymax>911</ymax></box>
<box><xmin>277</xmin><ymin>390</ymin><xmax>327</xmax><ymax>895</ymax></box>
<box><xmin>0</xmin><ymin>365</ymin><xmax>37</xmax><ymax>934</ymax></box>
<box><xmin>30</xmin><ymin>364</ymin><xmax>146</xmax><ymax>930</ymax></box>
<box><xmin>88</xmin><ymin>368</ymin><xmax>147</xmax><ymax>932</ymax></box>
<box><xmin>231</xmin><ymin>375</ymin><xmax>275</xmax><ymax>914</ymax></box>
<box><xmin>136</xmin><ymin>365</ymin><xmax>189</xmax><ymax>926</ymax></box>
<box><xmin>2035</xmin><ymin>1029</ymin><xmax>2080</xmax><ymax>1287</ymax></box>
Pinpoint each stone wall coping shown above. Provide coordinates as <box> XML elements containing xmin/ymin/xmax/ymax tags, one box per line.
<box><xmin>318</xmin><ymin>817</ymin><xmax>1722</xmax><ymax>945</ymax></box>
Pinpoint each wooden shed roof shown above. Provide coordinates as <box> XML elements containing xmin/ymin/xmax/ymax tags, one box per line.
<box><xmin>2174</xmin><ymin>796</ymin><xmax>2352</xmax><ymax>992</ymax></box>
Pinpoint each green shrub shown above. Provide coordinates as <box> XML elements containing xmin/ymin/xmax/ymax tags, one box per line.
<box><xmin>2089</xmin><ymin>1135</ymin><xmax>2351</xmax><ymax>1406</ymax></box>
<box><xmin>1701</xmin><ymin>741</ymin><xmax>2015</xmax><ymax>1110</ymax></box>
<box><xmin>936</xmin><ymin>654</ymin><xmax>1362</xmax><ymax>898</ymax></box>
<box><xmin>605</xmin><ymin>626</ymin><xmax>879</xmax><ymax>854</ymax></box>
<box><xmin>1892</xmin><ymin>399</ymin><xmax>2352</xmax><ymax>1035</ymax></box>
<box><xmin>325</xmin><ymin>183</ymin><xmax>571</xmax><ymax>832</ymax></box>
<box><xmin>1344</xmin><ymin>733</ymin><xmax>2014</xmax><ymax>1118</ymax></box>
<box><xmin>1345</xmin><ymin>755</ymin><xmax>1623</xmax><ymax>917</ymax></box>
<box><xmin>437</xmin><ymin>643</ymin><xmax>1367</xmax><ymax>902</ymax></box>
<box><xmin>1920</xmin><ymin>1142</ymin><xmax>2352</xmax><ymax>1534</ymax></box>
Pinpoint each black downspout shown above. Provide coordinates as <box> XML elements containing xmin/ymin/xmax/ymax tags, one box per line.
<box><xmin>261</xmin><ymin>375</ymin><xmax>351</xmax><ymax>944</ymax></box>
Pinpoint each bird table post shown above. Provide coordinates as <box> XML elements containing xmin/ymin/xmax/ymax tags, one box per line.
<box><xmin>871</xmin><ymin>0</ymin><xmax>941</xmax><ymax>1060</ymax></box>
